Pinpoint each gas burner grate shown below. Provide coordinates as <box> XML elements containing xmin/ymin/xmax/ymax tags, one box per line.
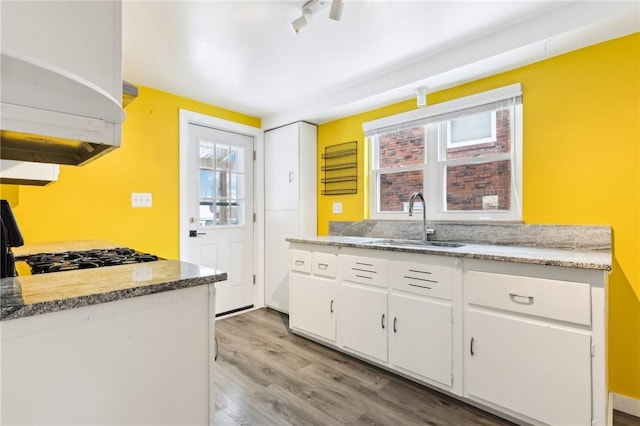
<box><xmin>26</xmin><ymin>248</ymin><xmax>158</xmax><ymax>274</ymax></box>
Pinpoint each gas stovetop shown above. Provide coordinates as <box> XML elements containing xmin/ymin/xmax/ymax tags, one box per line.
<box><xmin>25</xmin><ymin>248</ymin><xmax>158</xmax><ymax>274</ymax></box>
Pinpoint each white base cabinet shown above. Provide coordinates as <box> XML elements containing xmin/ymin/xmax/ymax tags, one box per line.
<box><xmin>289</xmin><ymin>249</ymin><xmax>337</xmax><ymax>343</ymax></box>
<box><xmin>289</xmin><ymin>242</ymin><xmax>608</xmax><ymax>426</ymax></box>
<box><xmin>463</xmin><ymin>259</ymin><xmax>607</xmax><ymax>426</ymax></box>
<box><xmin>465</xmin><ymin>309</ymin><xmax>592</xmax><ymax>426</ymax></box>
<box><xmin>290</xmin><ymin>244</ymin><xmax>461</xmax><ymax>393</ymax></box>
<box><xmin>389</xmin><ymin>293</ymin><xmax>453</xmax><ymax>388</ymax></box>
<box><xmin>1</xmin><ymin>285</ymin><xmax>216</xmax><ymax>426</ymax></box>
<box><xmin>341</xmin><ymin>282</ymin><xmax>389</xmax><ymax>363</ymax></box>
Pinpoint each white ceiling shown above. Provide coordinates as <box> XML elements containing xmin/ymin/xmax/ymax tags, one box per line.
<box><xmin>122</xmin><ymin>1</ymin><xmax>639</xmax><ymax>129</ymax></box>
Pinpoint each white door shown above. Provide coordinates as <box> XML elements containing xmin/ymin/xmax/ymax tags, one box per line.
<box><xmin>181</xmin><ymin>121</ymin><xmax>254</xmax><ymax>315</ymax></box>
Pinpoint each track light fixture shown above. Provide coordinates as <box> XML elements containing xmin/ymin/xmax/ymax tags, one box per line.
<box><xmin>291</xmin><ymin>0</ymin><xmax>343</xmax><ymax>34</ymax></box>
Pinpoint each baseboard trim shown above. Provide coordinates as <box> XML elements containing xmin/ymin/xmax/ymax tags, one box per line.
<box><xmin>613</xmin><ymin>393</ymin><xmax>640</xmax><ymax>417</ymax></box>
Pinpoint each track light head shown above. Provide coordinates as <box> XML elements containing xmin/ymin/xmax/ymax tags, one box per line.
<box><xmin>291</xmin><ymin>0</ymin><xmax>344</xmax><ymax>33</ymax></box>
<box><xmin>291</xmin><ymin>8</ymin><xmax>313</xmax><ymax>33</ymax></box>
<box><xmin>329</xmin><ymin>0</ymin><xmax>343</xmax><ymax>21</ymax></box>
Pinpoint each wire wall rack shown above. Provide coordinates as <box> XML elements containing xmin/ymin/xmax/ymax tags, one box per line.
<box><xmin>321</xmin><ymin>141</ymin><xmax>357</xmax><ymax>195</ymax></box>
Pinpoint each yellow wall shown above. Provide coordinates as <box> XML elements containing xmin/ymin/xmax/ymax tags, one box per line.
<box><xmin>7</xmin><ymin>86</ymin><xmax>260</xmax><ymax>260</ymax></box>
<box><xmin>318</xmin><ymin>33</ymin><xmax>640</xmax><ymax>398</ymax></box>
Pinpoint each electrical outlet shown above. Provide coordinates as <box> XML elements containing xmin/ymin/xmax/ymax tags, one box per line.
<box><xmin>332</xmin><ymin>202</ymin><xmax>342</xmax><ymax>214</ymax></box>
<box><xmin>131</xmin><ymin>192</ymin><xmax>152</xmax><ymax>208</ymax></box>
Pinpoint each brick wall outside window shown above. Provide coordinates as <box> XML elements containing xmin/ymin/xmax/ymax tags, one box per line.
<box><xmin>376</xmin><ymin>109</ymin><xmax>512</xmax><ymax>212</ymax></box>
<box><xmin>446</xmin><ymin>110</ymin><xmax>511</xmax><ymax>211</ymax></box>
<box><xmin>378</xmin><ymin>127</ymin><xmax>424</xmax><ymax>211</ymax></box>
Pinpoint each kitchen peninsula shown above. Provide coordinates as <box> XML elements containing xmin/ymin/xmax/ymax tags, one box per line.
<box><xmin>0</xmin><ymin>241</ymin><xmax>226</xmax><ymax>426</ymax></box>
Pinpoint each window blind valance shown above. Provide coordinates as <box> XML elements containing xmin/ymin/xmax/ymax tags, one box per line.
<box><xmin>362</xmin><ymin>83</ymin><xmax>522</xmax><ymax>136</ymax></box>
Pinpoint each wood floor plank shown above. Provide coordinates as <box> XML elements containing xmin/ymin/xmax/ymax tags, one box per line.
<box><xmin>215</xmin><ymin>308</ymin><xmax>639</xmax><ymax>426</ymax></box>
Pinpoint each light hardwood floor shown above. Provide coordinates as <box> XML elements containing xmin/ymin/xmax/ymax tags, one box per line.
<box><xmin>214</xmin><ymin>308</ymin><xmax>639</xmax><ymax>426</ymax></box>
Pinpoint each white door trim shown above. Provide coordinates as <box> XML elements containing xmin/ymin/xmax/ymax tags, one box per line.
<box><xmin>179</xmin><ymin>109</ymin><xmax>265</xmax><ymax>310</ymax></box>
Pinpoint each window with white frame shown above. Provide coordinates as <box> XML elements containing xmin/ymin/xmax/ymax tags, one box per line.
<box><xmin>365</xmin><ymin>84</ymin><xmax>522</xmax><ymax>221</ymax></box>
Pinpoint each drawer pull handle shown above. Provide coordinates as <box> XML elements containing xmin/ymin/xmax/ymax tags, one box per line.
<box><xmin>509</xmin><ymin>292</ymin><xmax>534</xmax><ymax>305</ymax></box>
<box><xmin>355</xmin><ymin>274</ymin><xmax>373</xmax><ymax>280</ymax></box>
<box><xmin>408</xmin><ymin>283</ymin><xmax>433</xmax><ymax>290</ymax></box>
<box><xmin>470</xmin><ymin>337</ymin><xmax>475</xmax><ymax>356</ymax></box>
<box><xmin>318</xmin><ymin>263</ymin><xmax>328</xmax><ymax>270</ymax></box>
<box><xmin>405</xmin><ymin>275</ymin><xmax>438</xmax><ymax>284</ymax></box>
<box><xmin>330</xmin><ymin>299</ymin><xmax>334</xmax><ymax>313</ymax></box>
<box><xmin>408</xmin><ymin>269</ymin><xmax>432</xmax><ymax>275</ymax></box>
<box><xmin>393</xmin><ymin>317</ymin><xmax>397</xmax><ymax>333</ymax></box>
<box><xmin>295</xmin><ymin>260</ymin><xmax>305</xmax><ymax>266</ymax></box>
<box><xmin>381</xmin><ymin>313</ymin><xmax>385</xmax><ymax>329</ymax></box>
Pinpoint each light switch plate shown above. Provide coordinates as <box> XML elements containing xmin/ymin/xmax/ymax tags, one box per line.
<box><xmin>332</xmin><ymin>202</ymin><xmax>342</xmax><ymax>214</ymax></box>
<box><xmin>131</xmin><ymin>192</ymin><xmax>152</xmax><ymax>208</ymax></box>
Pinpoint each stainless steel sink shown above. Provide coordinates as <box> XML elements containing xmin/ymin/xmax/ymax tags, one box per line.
<box><xmin>362</xmin><ymin>239</ymin><xmax>465</xmax><ymax>248</ymax></box>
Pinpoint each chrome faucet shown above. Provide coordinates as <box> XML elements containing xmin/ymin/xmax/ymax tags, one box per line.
<box><xmin>408</xmin><ymin>192</ymin><xmax>435</xmax><ymax>242</ymax></box>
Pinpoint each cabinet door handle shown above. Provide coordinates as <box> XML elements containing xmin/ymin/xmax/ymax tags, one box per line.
<box><xmin>295</xmin><ymin>260</ymin><xmax>305</xmax><ymax>266</ymax></box>
<box><xmin>393</xmin><ymin>317</ymin><xmax>397</xmax><ymax>333</ymax></box>
<box><xmin>317</xmin><ymin>263</ymin><xmax>328</xmax><ymax>270</ymax></box>
<box><xmin>470</xmin><ymin>337</ymin><xmax>475</xmax><ymax>356</ymax></box>
<box><xmin>214</xmin><ymin>336</ymin><xmax>219</xmax><ymax>361</ymax></box>
<box><xmin>288</xmin><ymin>170</ymin><xmax>295</xmax><ymax>183</ymax></box>
<box><xmin>509</xmin><ymin>292</ymin><xmax>534</xmax><ymax>304</ymax></box>
<box><xmin>381</xmin><ymin>313</ymin><xmax>385</xmax><ymax>329</ymax></box>
<box><xmin>330</xmin><ymin>299</ymin><xmax>334</xmax><ymax>313</ymax></box>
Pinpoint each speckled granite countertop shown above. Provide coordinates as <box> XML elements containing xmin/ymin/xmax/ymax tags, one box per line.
<box><xmin>287</xmin><ymin>236</ymin><xmax>611</xmax><ymax>271</ymax></box>
<box><xmin>1</xmin><ymin>241</ymin><xmax>227</xmax><ymax>321</ymax></box>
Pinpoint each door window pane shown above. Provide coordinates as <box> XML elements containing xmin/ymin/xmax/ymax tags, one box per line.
<box><xmin>199</xmin><ymin>140</ymin><xmax>245</xmax><ymax>227</ymax></box>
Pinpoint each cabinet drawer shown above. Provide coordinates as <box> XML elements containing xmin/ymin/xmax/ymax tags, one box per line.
<box><xmin>313</xmin><ymin>252</ymin><xmax>337</xmax><ymax>278</ymax></box>
<box><xmin>290</xmin><ymin>249</ymin><xmax>312</xmax><ymax>273</ymax></box>
<box><xmin>390</xmin><ymin>261</ymin><xmax>453</xmax><ymax>300</ymax></box>
<box><xmin>341</xmin><ymin>255</ymin><xmax>387</xmax><ymax>287</ymax></box>
<box><xmin>466</xmin><ymin>271</ymin><xmax>591</xmax><ymax>326</ymax></box>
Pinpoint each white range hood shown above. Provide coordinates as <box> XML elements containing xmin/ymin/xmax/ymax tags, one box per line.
<box><xmin>0</xmin><ymin>53</ymin><xmax>126</xmax><ymax>166</ymax></box>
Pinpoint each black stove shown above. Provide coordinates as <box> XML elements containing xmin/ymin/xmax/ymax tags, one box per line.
<box><xmin>25</xmin><ymin>248</ymin><xmax>158</xmax><ymax>274</ymax></box>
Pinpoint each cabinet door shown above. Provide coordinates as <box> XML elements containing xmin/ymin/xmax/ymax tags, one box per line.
<box><xmin>290</xmin><ymin>274</ymin><xmax>337</xmax><ymax>342</ymax></box>
<box><xmin>389</xmin><ymin>293</ymin><xmax>452</xmax><ymax>387</ymax></box>
<box><xmin>265</xmin><ymin>124</ymin><xmax>299</xmax><ymax>211</ymax></box>
<box><xmin>265</xmin><ymin>211</ymin><xmax>299</xmax><ymax>312</ymax></box>
<box><xmin>465</xmin><ymin>309</ymin><xmax>592</xmax><ymax>426</ymax></box>
<box><xmin>341</xmin><ymin>282</ymin><xmax>388</xmax><ymax>362</ymax></box>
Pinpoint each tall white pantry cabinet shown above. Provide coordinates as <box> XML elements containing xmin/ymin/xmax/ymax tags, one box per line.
<box><xmin>264</xmin><ymin>122</ymin><xmax>317</xmax><ymax>313</ymax></box>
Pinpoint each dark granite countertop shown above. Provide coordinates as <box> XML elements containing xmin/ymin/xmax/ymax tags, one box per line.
<box><xmin>1</xmin><ymin>260</ymin><xmax>227</xmax><ymax>321</ymax></box>
<box><xmin>287</xmin><ymin>236</ymin><xmax>612</xmax><ymax>271</ymax></box>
